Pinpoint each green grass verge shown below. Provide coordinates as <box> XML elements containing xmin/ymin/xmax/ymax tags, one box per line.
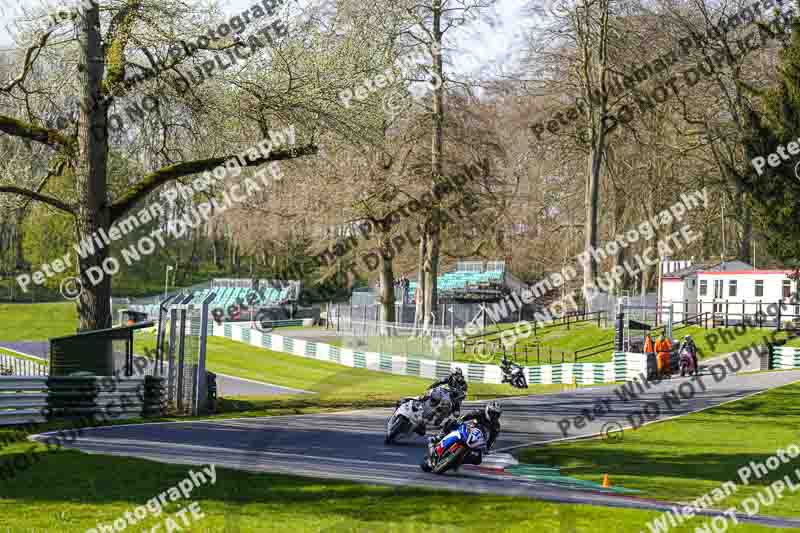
<box><xmin>0</xmin><ymin>302</ymin><xmax>78</xmax><ymax>341</ymax></box>
<box><xmin>135</xmin><ymin>333</ymin><xmax>558</xmax><ymax>401</ymax></box>
<box><xmin>454</xmin><ymin>322</ymin><xmax>797</xmax><ymax>366</ymax></box>
<box><xmin>517</xmin><ymin>380</ymin><xmax>800</xmax><ymax>519</ymax></box>
<box><xmin>4</xmin><ymin>447</ymin><xmax>783</xmax><ymax>533</ymax></box>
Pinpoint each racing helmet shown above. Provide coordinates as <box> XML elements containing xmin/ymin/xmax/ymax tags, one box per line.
<box><xmin>485</xmin><ymin>401</ymin><xmax>502</xmax><ymax>422</ymax></box>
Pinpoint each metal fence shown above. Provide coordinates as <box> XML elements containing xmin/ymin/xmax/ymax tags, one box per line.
<box><xmin>156</xmin><ymin>292</ymin><xmax>213</xmax><ymax>416</ymax></box>
<box><xmin>0</xmin><ymin>353</ymin><xmax>47</xmax><ymax>376</ymax></box>
<box><xmin>662</xmin><ymin>299</ymin><xmax>800</xmax><ymax>329</ymax></box>
<box><xmin>0</xmin><ymin>279</ymin><xmax>62</xmax><ymax>303</ymax></box>
<box><xmin>327</xmin><ymin>300</ymin><xmax>539</xmax><ymax>331</ymax></box>
<box><xmin>338</xmin><ymin>319</ymin><xmax>453</xmax><ymax>361</ymax></box>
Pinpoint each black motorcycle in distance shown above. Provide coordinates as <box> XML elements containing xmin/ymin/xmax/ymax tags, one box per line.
<box><xmin>500</xmin><ymin>356</ymin><xmax>528</xmax><ymax>389</ymax></box>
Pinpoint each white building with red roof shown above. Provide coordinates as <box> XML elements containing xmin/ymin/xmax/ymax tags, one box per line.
<box><xmin>660</xmin><ymin>260</ymin><xmax>799</xmax><ymax>324</ymax></box>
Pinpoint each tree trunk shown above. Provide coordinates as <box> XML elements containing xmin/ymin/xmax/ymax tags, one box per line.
<box><xmin>75</xmin><ymin>3</ymin><xmax>112</xmax><ymax>333</ymax></box>
<box><xmin>420</xmin><ymin>0</ymin><xmax>444</xmax><ymax>333</ymax></box>
<box><xmin>13</xmin><ymin>209</ymin><xmax>25</xmax><ymax>270</ymax></box>
<box><xmin>736</xmin><ymin>185</ymin><xmax>752</xmax><ymax>262</ymax></box>
<box><xmin>576</xmin><ymin>0</ymin><xmax>610</xmax><ymax>312</ymax></box>
<box><xmin>414</xmin><ymin>227</ymin><xmax>427</xmax><ymax>328</ymax></box>
<box><xmin>423</xmin><ymin>222</ymin><xmax>440</xmax><ymax>333</ymax></box>
<box><xmin>612</xmin><ymin>190</ymin><xmax>626</xmax><ymax>291</ymax></box>
<box><xmin>378</xmin><ymin>234</ymin><xmax>396</xmax><ymax>334</ymax></box>
<box><xmin>583</xmin><ymin>140</ymin><xmax>602</xmax><ymax>307</ymax></box>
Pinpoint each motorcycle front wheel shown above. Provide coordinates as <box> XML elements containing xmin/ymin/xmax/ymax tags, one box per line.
<box><xmin>385</xmin><ymin>414</ymin><xmax>410</xmax><ymax>444</ymax></box>
<box><xmin>433</xmin><ymin>446</ymin><xmax>466</xmax><ymax>474</ymax></box>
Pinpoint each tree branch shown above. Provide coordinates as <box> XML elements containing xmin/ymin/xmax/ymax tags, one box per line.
<box><xmin>0</xmin><ymin>115</ymin><xmax>72</xmax><ymax>150</ymax></box>
<box><xmin>0</xmin><ymin>185</ymin><xmax>74</xmax><ymax>213</ymax></box>
<box><xmin>110</xmin><ymin>143</ymin><xmax>318</xmax><ymax>221</ymax></box>
<box><xmin>0</xmin><ymin>30</ymin><xmax>55</xmax><ymax>94</ymax></box>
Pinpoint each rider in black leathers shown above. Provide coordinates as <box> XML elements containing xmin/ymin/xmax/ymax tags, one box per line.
<box><xmin>426</xmin><ymin>367</ymin><xmax>468</xmax><ymax>414</ymax></box>
<box><xmin>427</xmin><ymin>402</ymin><xmax>502</xmax><ymax>466</ymax></box>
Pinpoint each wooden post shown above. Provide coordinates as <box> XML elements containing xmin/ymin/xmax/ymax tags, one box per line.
<box><xmin>777</xmin><ymin>302</ymin><xmax>782</xmax><ymax>331</ymax></box>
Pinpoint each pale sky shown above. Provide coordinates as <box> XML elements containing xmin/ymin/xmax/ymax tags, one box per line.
<box><xmin>0</xmin><ymin>0</ymin><xmax>534</xmax><ymax>75</ymax></box>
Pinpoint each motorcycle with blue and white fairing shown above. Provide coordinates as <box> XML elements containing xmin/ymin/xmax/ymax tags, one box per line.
<box><xmin>420</xmin><ymin>421</ymin><xmax>487</xmax><ymax>474</ymax></box>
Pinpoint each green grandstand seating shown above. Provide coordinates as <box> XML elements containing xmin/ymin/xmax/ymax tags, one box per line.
<box><xmin>406</xmin><ymin>268</ymin><xmax>504</xmax><ymax>300</ymax></box>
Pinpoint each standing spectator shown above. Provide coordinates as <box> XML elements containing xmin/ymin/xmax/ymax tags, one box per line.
<box><xmin>643</xmin><ymin>333</ymin><xmax>654</xmax><ymax>354</ymax></box>
<box><xmin>655</xmin><ymin>334</ymin><xmax>673</xmax><ymax>378</ymax></box>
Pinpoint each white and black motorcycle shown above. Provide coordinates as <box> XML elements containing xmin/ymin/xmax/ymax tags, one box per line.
<box><xmin>385</xmin><ymin>387</ymin><xmax>453</xmax><ymax>444</ymax></box>
<box><xmin>500</xmin><ymin>357</ymin><xmax>528</xmax><ymax>389</ymax></box>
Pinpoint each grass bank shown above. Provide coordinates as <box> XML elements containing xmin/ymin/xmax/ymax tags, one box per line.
<box><xmin>454</xmin><ymin>321</ymin><xmax>797</xmax><ymax>366</ymax></box>
<box><xmin>135</xmin><ymin>333</ymin><xmax>559</xmax><ymax>401</ymax></box>
<box><xmin>0</xmin><ymin>302</ymin><xmax>78</xmax><ymax>341</ymax></box>
<box><xmin>518</xmin><ymin>380</ymin><xmax>800</xmax><ymax>518</ymax></box>
<box><xmin>0</xmin><ymin>418</ymin><xmax>786</xmax><ymax>532</ymax></box>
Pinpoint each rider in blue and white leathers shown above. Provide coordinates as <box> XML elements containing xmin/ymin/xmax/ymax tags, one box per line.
<box><xmin>428</xmin><ymin>402</ymin><xmax>502</xmax><ymax>466</ymax></box>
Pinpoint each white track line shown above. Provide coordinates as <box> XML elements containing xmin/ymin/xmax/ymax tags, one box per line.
<box><xmin>212</xmin><ymin>372</ymin><xmax>313</xmax><ymax>394</ymax></box>
<box><xmin>0</xmin><ymin>346</ymin><xmax>47</xmax><ymax>362</ymax></box>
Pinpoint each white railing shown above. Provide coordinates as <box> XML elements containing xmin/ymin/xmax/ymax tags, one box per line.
<box><xmin>0</xmin><ymin>354</ymin><xmax>47</xmax><ymax>376</ymax></box>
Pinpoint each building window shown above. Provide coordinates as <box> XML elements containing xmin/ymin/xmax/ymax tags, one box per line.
<box><xmin>729</xmin><ymin>280</ymin><xmax>737</xmax><ymax>297</ymax></box>
<box><xmin>714</xmin><ymin>279</ymin><xmax>723</xmax><ymax>299</ymax></box>
<box><xmin>699</xmin><ymin>280</ymin><xmax>707</xmax><ymax>296</ymax></box>
<box><xmin>783</xmin><ymin>280</ymin><xmax>792</xmax><ymax>298</ymax></box>
<box><xmin>755</xmin><ymin>280</ymin><xmax>764</xmax><ymax>297</ymax></box>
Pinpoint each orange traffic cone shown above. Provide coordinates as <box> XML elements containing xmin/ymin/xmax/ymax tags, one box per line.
<box><xmin>602</xmin><ymin>474</ymin><xmax>610</xmax><ymax>488</ymax></box>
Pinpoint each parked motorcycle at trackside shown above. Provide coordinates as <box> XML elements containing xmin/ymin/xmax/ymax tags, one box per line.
<box><xmin>500</xmin><ymin>357</ymin><xmax>528</xmax><ymax>389</ymax></box>
<box><xmin>385</xmin><ymin>387</ymin><xmax>453</xmax><ymax>444</ymax></box>
<box><xmin>420</xmin><ymin>421</ymin><xmax>487</xmax><ymax>474</ymax></box>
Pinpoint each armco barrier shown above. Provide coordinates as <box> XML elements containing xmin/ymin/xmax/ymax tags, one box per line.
<box><xmin>771</xmin><ymin>345</ymin><xmax>800</xmax><ymax>370</ymax></box>
<box><xmin>0</xmin><ymin>378</ymin><xmax>49</xmax><ymax>425</ymax></box>
<box><xmin>211</xmin><ymin>323</ymin><xmax>650</xmax><ymax>385</ymax></box>
<box><xmin>0</xmin><ymin>376</ymin><xmax>166</xmax><ymax>427</ymax></box>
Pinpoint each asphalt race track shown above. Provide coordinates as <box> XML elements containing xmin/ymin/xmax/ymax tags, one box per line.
<box><xmin>32</xmin><ymin>361</ymin><xmax>800</xmax><ymax>528</ymax></box>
